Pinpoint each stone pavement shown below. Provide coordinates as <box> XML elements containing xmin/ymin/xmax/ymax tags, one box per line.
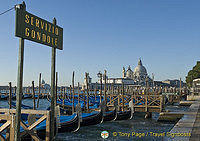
<box><xmin>189</xmin><ymin>103</ymin><xmax>200</xmax><ymax>141</ymax></box>
<box><xmin>164</xmin><ymin>100</ymin><xmax>200</xmax><ymax>141</ymax></box>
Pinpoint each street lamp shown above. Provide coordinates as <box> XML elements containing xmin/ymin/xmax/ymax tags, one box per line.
<box><xmin>103</xmin><ymin>70</ymin><xmax>107</xmax><ymax>105</ymax></box>
<box><xmin>97</xmin><ymin>71</ymin><xmax>102</xmax><ymax>103</ymax></box>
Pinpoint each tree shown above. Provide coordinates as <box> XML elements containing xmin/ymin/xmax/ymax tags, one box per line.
<box><xmin>186</xmin><ymin>61</ymin><xmax>200</xmax><ymax>87</ymax></box>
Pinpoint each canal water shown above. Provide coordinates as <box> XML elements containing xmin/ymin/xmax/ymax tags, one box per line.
<box><xmin>0</xmin><ymin>99</ymin><xmax>189</xmax><ymax>141</ymax></box>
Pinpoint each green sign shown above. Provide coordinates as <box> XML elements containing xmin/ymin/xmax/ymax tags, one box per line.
<box><xmin>15</xmin><ymin>8</ymin><xmax>63</xmax><ymax>50</ymax></box>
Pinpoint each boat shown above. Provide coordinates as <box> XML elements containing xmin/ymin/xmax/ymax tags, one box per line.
<box><xmin>80</xmin><ymin>110</ymin><xmax>103</xmax><ymax>126</ymax></box>
<box><xmin>55</xmin><ymin>98</ymin><xmax>99</xmax><ymax>114</ymax></box>
<box><xmin>115</xmin><ymin>110</ymin><xmax>132</xmax><ymax>120</ymax></box>
<box><xmin>103</xmin><ymin>108</ymin><xmax>117</xmax><ymax>121</ymax></box>
<box><xmin>21</xmin><ymin>112</ymin><xmax>79</xmax><ymax>140</ymax></box>
<box><xmin>10</xmin><ymin>101</ymin><xmax>33</xmax><ymax>120</ymax></box>
<box><xmin>0</xmin><ymin>94</ymin><xmax>8</xmax><ymax>100</ymax></box>
<box><xmin>10</xmin><ymin>101</ymin><xmax>33</xmax><ymax>109</ymax></box>
<box><xmin>58</xmin><ymin>113</ymin><xmax>80</xmax><ymax>133</ymax></box>
<box><xmin>23</xmin><ymin>94</ymin><xmax>33</xmax><ymax>99</ymax></box>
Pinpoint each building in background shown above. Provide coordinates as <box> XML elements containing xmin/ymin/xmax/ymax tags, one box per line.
<box><xmin>41</xmin><ymin>80</ymin><xmax>51</xmax><ymax>89</ymax></box>
<box><xmin>162</xmin><ymin>79</ymin><xmax>185</xmax><ymax>88</ymax></box>
<box><xmin>122</xmin><ymin>58</ymin><xmax>152</xmax><ymax>86</ymax></box>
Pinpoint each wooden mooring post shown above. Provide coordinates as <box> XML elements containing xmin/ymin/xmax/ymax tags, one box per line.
<box><xmin>78</xmin><ymin>82</ymin><xmax>80</xmax><ymax>103</ymax></box>
<box><xmin>56</xmin><ymin>72</ymin><xmax>58</xmax><ymax>106</ymax></box>
<box><xmin>9</xmin><ymin>82</ymin><xmax>12</xmax><ymax>109</ymax></box>
<box><xmin>85</xmin><ymin>72</ymin><xmax>90</xmax><ymax>111</ymax></box>
<box><xmin>72</xmin><ymin>71</ymin><xmax>75</xmax><ymax>114</ymax></box>
<box><xmin>15</xmin><ymin>2</ymin><xmax>26</xmax><ymax>140</ymax></box>
<box><xmin>104</xmin><ymin>70</ymin><xmax>107</xmax><ymax>106</ymax></box>
<box><xmin>37</xmin><ymin>73</ymin><xmax>41</xmax><ymax>108</ymax></box>
<box><xmin>50</xmin><ymin>17</ymin><xmax>57</xmax><ymax>140</ymax></box>
<box><xmin>122</xmin><ymin>83</ymin><xmax>125</xmax><ymax>111</ymax></box>
<box><xmin>32</xmin><ymin>81</ymin><xmax>36</xmax><ymax>110</ymax></box>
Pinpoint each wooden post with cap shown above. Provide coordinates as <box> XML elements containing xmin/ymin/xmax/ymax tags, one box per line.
<box><xmin>37</xmin><ymin>73</ymin><xmax>41</xmax><ymax>108</ymax></box>
<box><xmin>104</xmin><ymin>70</ymin><xmax>107</xmax><ymax>106</ymax></box>
<box><xmin>72</xmin><ymin>71</ymin><xmax>75</xmax><ymax>114</ymax></box>
<box><xmin>50</xmin><ymin>17</ymin><xmax>57</xmax><ymax>140</ymax></box>
<box><xmin>55</xmin><ymin>72</ymin><xmax>58</xmax><ymax>105</ymax></box>
<box><xmin>15</xmin><ymin>2</ymin><xmax>26</xmax><ymax>141</ymax></box>
<box><xmin>86</xmin><ymin>72</ymin><xmax>90</xmax><ymax>111</ymax></box>
<box><xmin>32</xmin><ymin>81</ymin><xmax>36</xmax><ymax>110</ymax></box>
<box><xmin>9</xmin><ymin>82</ymin><xmax>12</xmax><ymax>109</ymax></box>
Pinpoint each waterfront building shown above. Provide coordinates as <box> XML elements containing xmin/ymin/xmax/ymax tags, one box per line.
<box><xmin>81</xmin><ymin>59</ymin><xmax>152</xmax><ymax>90</ymax></box>
<box><xmin>122</xmin><ymin>58</ymin><xmax>152</xmax><ymax>86</ymax></box>
<box><xmin>41</xmin><ymin>79</ymin><xmax>51</xmax><ymax>89</ymax></box>
<box><xmin>81</xmin><ymin>59</ymin><xmax>186</xmax><ymax>90</ymax></box>
<box><xmin>162</xmin><ymin>79</ymin><xmax>185</xmax><ymax>88</ymax></box>
<box><xmin>103</xmin><ymin>58</ymin><xmax>152</xmax><ymax>86</ymax></box>
<box><xmin>0</xmin><ymin>86</ymin><xmax>9</xmax><ymax>93</ymax></box>
<box><xmin>193</xmin><ymin>78</ymin><xmax>200</xmax><ymax>87</ymax></box>
<box><xmin>191</xmin><ymin>78</ymin><xmax>200</xmax><ymax>93</ymax></box>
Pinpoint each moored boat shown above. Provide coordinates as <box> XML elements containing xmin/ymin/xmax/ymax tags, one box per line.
<box><xmin>81</xmin><ymin>110</ymin><xmax>103</xmax><ymax>126</ymax></box>
<box><xmin>58</xmin><ymin>113</ymin><xmax>80</xmax><ymax>133</ymax></box>
<box><xmin>103</xmin><ymin>108</ymin><xmax>117</xmax><ymax>121</ymax></box>
<box><xmin>115</xmin><ymin>110</ymin><xmax>132</xmax><ymax>120</ymax></box>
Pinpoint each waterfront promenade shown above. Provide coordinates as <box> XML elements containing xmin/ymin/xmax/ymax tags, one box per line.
<box><xmin>166</xmin><ymin>96</ymin><xmax>200</xmax><ymax>141</ymax></box>
<box><xmin>190</xmin><ymin>99</ymin><xmax>200</xmax><ymax>141</ymax></box>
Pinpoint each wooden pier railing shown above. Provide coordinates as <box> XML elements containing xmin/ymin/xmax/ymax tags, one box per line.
<box><xmin>132</xmin><ymin>95</ymin><xmax>164</xmax><ymax>113</ymax></box>
<box><xmin>106</xmin><ymin>94</ymin><xmax>164</xmax><ymax>113</ymax></box>
<box><xmin>0</xmin><ymin>109</ymin><xmax>50</xmax><ymax>141</ymax></box>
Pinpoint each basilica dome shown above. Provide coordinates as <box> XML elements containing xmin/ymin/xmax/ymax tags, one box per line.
<box><xmin>133</xmin><ymin>59</ymin><xmax>147</xmax><ymax>76</ymax></box>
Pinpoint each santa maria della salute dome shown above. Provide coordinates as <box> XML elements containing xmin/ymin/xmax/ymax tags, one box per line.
<box><xmin>123</xmin><ymin>59</ymin><xmax>151</xmax><ymax>85</ymax></box>
<box><xmin>85</xmin><ymin>58</ymin><xmax>154</xmax><ymax>88</ymax></box>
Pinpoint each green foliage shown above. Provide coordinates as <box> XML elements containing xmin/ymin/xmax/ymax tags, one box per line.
<box><xmin>186</xmin><ymin>61</ymin><xmax>200</xmax><ymax>87</ymax></box>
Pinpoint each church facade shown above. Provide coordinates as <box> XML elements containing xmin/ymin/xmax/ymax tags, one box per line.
<box><xmin>122</xmin><ymin>59</ymin><xmax>152</xmax><ymax>86</ymax></box>
<box><xmin>103</xmin><ymin>59</ymin><xmax>152</xmax><ymax>86</ymax></box>
<box><xmin>82</xmin><ymin>59</ymin><xmax>152</xmax><ymax>89</ymax></box>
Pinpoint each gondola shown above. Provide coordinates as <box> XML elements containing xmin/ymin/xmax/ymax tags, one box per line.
<box><xmin>53</xmin><ymin>98</ymin><xmax>103</xmax><ymax>126</ymax></box>
<box><xmin>115</xmin><ymin>110</ymin><xmax>132</xmax><ymax>120</ymax></box>
<box><xmin>23</xmin><ymin>94</ymin><xmax>32</xmax><ymax>99</ymax></box>
<box><xmin>0</xmin><ymin>94</ymin><xmax>8</xmax><ymax>100</ymax></box>
<box><xmin>11</xmin><ymin>101</ymin><xmax>80</xmax><ymax>133</ymax></box>
<box><xmin>56</xmin><ymin>99</ymin><xmax>99</xmax><ymax>114</ymax></box>
<box><xmin>10</xmin><ymin>101</ymin><xmax>33</xmax><ymax>120</ymax></box>
<box><xmin>58</xmin><ymin>113</ymin><xmax>80</xmax><ymax>132</ymax></box>
<box><xmin>103</xmin><ymin>108</ymin><xmax>117</xmax><ymax>121</ymax></box>
<box><xmin>80</xmin><ymin>110</ymin><xmax>103</xmax><ymax>126</ymax></box>
<box><xmin>20</xmin><ymin>111</ymin><xmax>79</xmax><ymax>140</ymax></box>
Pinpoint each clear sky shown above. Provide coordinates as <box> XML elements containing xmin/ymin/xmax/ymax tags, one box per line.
<box><xmin>0</xmin><ymin>0</ymin><xmax>200</xmax><ymax>86</ymax></box>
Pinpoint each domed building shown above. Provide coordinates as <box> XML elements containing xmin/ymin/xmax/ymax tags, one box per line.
<box><xmin>123</xmin><ymin>59</ymin><xmax>151</xmax><ymax>85</ymax></box>
<box><xmin>85</xmin><ymin>59</ymin><xmax>152</xmax><ymax>89</ymax></box>
<box><xmin>125</xmin><ymin>65</ymin><xmax>133</xmax><ymax>79</ymax></box>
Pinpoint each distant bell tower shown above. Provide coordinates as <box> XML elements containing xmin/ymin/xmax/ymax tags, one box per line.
<box><xmin>122</xmin><ymin>67</ymin><xmax>126</xmax><ymax>78</ymax></box>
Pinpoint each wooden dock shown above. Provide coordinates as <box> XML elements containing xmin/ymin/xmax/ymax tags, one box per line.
<box><xmin>0</xmin><ymin>109</ymin><xmax>50</xmax><ymax>141</ymax></box>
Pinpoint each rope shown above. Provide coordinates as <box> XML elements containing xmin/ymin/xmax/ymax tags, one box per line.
<box><xmin>0</xmin><ymin>5</ymin><xmax>16</xmax><ymax>16</ymax></box>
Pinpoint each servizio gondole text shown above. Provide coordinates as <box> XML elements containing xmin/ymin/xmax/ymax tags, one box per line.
<box><xmin>15</xmin><ymin>8</ymin><xmax>63</xmax><ymax>50</ymax></box>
